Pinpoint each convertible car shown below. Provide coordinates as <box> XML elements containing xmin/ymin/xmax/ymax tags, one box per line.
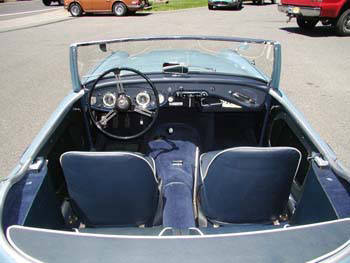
<box><xmin>1</xmin><ymin>36</ymin><xmax>350</xmax><ymax>262</ymax></box>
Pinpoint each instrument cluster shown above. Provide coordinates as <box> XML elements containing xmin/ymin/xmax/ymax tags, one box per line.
<box><xmin>89</xmin><ymin>80</ymin><xmax>267</xmax><ymax>112</ymax></box>
<box><xmin>90</xmin><ymin>86</ymin><xmax>167</xmax><ymax>112</ymax></box>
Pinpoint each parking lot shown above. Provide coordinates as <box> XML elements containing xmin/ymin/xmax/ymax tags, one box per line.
<box><xmin>0</xmin><ymin>2</ymin><xmax>349</xmax><ymax>177</ymax></box>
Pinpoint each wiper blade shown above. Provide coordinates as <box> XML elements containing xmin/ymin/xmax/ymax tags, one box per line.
<box><xmin>162</xmin><ymin>62</ymin><xmax>216</xmax><ymax>74</ymax></box>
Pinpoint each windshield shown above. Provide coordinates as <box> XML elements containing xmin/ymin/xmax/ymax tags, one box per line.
<box><xmin>73</xmin><ymin>36</ymin><xmax>278</xmax><ymax>85</ymax></box>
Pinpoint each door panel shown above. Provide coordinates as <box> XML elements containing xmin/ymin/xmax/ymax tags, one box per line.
<box><xmin>93</xmin><ymin>0</ymin><xmax>111</xmax><ymax>11</ymax></box>
<box><xmin>78</xmin><ymin>0</ymin><xmax>93</xmax><ymax>11</ymax></box>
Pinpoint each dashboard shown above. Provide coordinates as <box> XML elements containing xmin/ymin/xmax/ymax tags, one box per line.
<box><xmin>89</xmin><ymin>80</ymin><xmax>268</xmax><ymax>112</ymax></box>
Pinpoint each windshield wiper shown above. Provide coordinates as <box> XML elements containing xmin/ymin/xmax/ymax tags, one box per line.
<box><xmin>162</xmin><ymin>63</ymin><xmax>216</xmax><ymax>74</ymax></box>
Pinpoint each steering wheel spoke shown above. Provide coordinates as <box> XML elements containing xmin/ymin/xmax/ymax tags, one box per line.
<box><xmin>114</xmin><ymin>69</ymin><xmax>125</xmax><ymax>95</ymax></box>
<box><xmin>97</xmin><ymin>110</ymin><xmax>117</xmax><ymax>126</ymax></box>
<box><xmin>133</xmin><ymin>106</ymin><xmax>155</xmax><ymax>118</ymax></box>
<box><xmin>88</xmin><ymin>67</ymin><xmax>159</xmax><ymax>140</ymax></box>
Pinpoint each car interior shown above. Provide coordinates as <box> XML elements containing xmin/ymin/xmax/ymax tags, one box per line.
<box><xmin>3</xmin><ymin>70</ymin><xmax>350</xmax><ymax>238</ymax></box>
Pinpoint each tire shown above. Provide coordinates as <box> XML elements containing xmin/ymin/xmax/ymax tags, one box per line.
<box><xmin>42</xmin><ymin>0</ymin><xmax>52</xmax><ymax>6</ymax></box>
<box><xmin>113</xmin><ymin>2</ymin><xmax>128</xmax><ymax>16</ymax></box>
<box><xmin>335</xmin><ymin>9</ymin><xmax>350</xmax><ymax>36</ymax></box>
<box><xmin>297</xmin><ymin>17</ymin><xmax>319</xmax><ymax>30</ymax></box>
<box><xmin>208</xmin><ymin>4</ymin><xmax>213</xmax><ymax>10</ymax></box>
<box><xmin>69</xmin><ymin>3</ymin><xmax>83</xmax><ymax>17</ymax></box>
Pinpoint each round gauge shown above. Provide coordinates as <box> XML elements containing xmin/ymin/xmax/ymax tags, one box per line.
<box><xmin>136</xmin><ymin>92</ymin><xmax>151</xmax><ymax>107</ymax></box>
<box><xmin>158</xmin><ymin>93</ymin><xmax>165</xmax><ymax>104</ymax></box>
<box><xmin>102</xmin><ymin>92</ymin><xmax>117</xmax><ymax>108</ymax></box>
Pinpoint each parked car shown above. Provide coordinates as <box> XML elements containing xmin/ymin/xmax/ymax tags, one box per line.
<box><xmin>42</xmin><ymin>0</ymin><xmax>63</xmax><ymax>6</ymax></box>
<box><xmin>278</xmin><ymin>0</ymin><xmax>350</xmax><ymax>36</ymax></box>
<box><xmin>64</xmin><ymin>0</ymin><xmax>152</xmax><ymax>16</ymax></box>
<box><xmin>244</xmin><ymin>0</ymin><xmax>275</xmax><ymax>5</ymax></box>
<box><xmin>208</xmin><ymin>0</ymin><xmax>243</xmax><ymax>10</ymax></box>
<box><xmin>1</xmin><ymin>36</ymin><xmax>350</xmax><ymax>262</ymax></box>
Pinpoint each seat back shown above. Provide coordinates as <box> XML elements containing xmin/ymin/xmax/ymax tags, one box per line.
<box><xmin>199</xmin><ymin>147</ymin><xmax>301</xmax><ymax>224</ymax></box>
<box><xmin>60</xmin><ymin>151</ymin><xmax>159</xmax><ymax>227</ymax></box>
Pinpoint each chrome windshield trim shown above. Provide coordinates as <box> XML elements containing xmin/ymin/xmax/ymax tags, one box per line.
<box><xmin>70</xmin><ymin>35</ymin><xmax>280</xmax><ymax>91</ymax></box>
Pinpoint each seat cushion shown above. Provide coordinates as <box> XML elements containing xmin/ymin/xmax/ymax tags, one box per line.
<box><xmin>60</xmin><ymin>151</ymin><xmax>159</xmax><ymax>227</ymax></box>
<box><xmin>199</xmin><ymin>147</ymin><xmax>301</xmax><ymax>224</ymax></box>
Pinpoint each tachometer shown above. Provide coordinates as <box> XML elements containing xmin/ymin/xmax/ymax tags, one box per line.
<box><xmin>136</xmin><ymin>92</ymin><xmax>151</xmax><ymax>107</ymax></box>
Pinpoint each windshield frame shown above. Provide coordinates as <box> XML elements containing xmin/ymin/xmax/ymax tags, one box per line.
<box><xmin>69</xmin><ymin>35</ymin><xmax>281</xmax><ymax>92</ymax></box>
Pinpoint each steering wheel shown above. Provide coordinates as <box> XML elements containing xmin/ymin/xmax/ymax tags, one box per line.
<box><xmin>87</xmin><ymin>67</ymin><xmax>159</xmax><ymax>140</ymax></box>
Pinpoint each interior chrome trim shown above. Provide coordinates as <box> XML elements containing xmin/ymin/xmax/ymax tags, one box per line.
<box><xmin>158</xmin><ymin>227</ymin><xmax>173</xmax><ymax>236</ymax></box>
<box><xmin>306</xmin><ymin>240</ymin><xmax>350</xmax><ymax>263</ymax></box>
<box><xmin>59</xmin><ymin>151</ymin><xmax>158</xmax><ymax>184</ymax></box>
<box><xmin>193</xmin><ymin>147</ymin><xmax>199</xmax><ymax>219</ymax></box>
<box><xmin>7</xmin><ymin>218</ymin><xmax>350</xmax><ymax>240</ymax></box>
<box><xmin>188</xmin><ymin>227</ymin><xmax>204</xmax><ymax>236</ymax></box>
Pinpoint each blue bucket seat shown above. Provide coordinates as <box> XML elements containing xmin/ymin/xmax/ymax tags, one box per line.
<box><xmin>60</xmin><ymin>151</ymin><xmax>159</xmax><ymax>227</ymax></box>
<box><xmin>199</xmin><ymin>147</ymin><xmax>301</xmax><ymax>224</ymax></box>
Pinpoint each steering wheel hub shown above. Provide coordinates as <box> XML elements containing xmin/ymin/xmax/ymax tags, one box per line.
<box><xmin>116</xmin><ymin>95</ymin><xmax>131</xmax><ymax>111</ymax></box>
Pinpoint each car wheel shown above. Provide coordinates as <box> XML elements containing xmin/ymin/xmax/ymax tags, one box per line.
<box><xmin>113</xmin><ymin>2</ymin><xmax>127</xmax><ymax>16</ymax></box>
<box><xmin>42</xmin><ymin>0</ymin><xmax>52</xmax><ymax>6</ymax></box>
<box><xmin>208</xmin><ymin>4</ymin><xmax>213</xmax><ymax>10</ymax></box>
<box><xmin>69</xmin><ymin>3</ymin><xmax>83</xmax><ymax>17</ymax></box>
<box><xmin>297</xmin><ymin>17</ymin><xmax>319</xmax><ymax>30</ymax></box>
<box><xmin>335</xmin><ymin>9</ymin><xmax>350</xmax><ymax>36</ymax></box>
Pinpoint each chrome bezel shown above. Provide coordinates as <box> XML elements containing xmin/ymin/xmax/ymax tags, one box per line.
<box><xmin>136</xmin><ymin>91</ymin><xmax>151</xmax><ymax>108</ymax></box>
<box><xmin>102</xmin><ymin>92</ymin><xmax>117</xmax><ymax>108</ymax></box>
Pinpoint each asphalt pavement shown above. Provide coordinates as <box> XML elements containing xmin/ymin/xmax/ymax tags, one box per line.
<box><xmin>0</xmin><ymin>3</ymin><xmax>349</xmax><ymax>178</ymax></box>
<box><xmin>0</xmin><ymin>0</ymin><xmax>60</xmax><ymax>21</ymax></box>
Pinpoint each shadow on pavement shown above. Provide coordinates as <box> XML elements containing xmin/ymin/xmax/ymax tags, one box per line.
<box><xmin>280</xmin><ymin>25</ymin><xmax>346</xmax><ymax>37</ymax></box>
<box><xmin>243</xmin><ymin>3</ymin><xmax>276</xmax><ymax>5</ymax></box>
<box><xmin>84</xmin><ymin>12</ymin><xmax>152</xmax><ymax>17</ymax></box>
<box><xmin>209</xmin><ymin>8</ymin><xmax>244</xmax><ymax>11</ymax></box>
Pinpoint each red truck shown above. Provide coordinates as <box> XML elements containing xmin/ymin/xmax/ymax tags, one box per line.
<box><xmin>278</xmin><ymin>0</ymin><xmax>350</xmax><ymax>35</ymax></box>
